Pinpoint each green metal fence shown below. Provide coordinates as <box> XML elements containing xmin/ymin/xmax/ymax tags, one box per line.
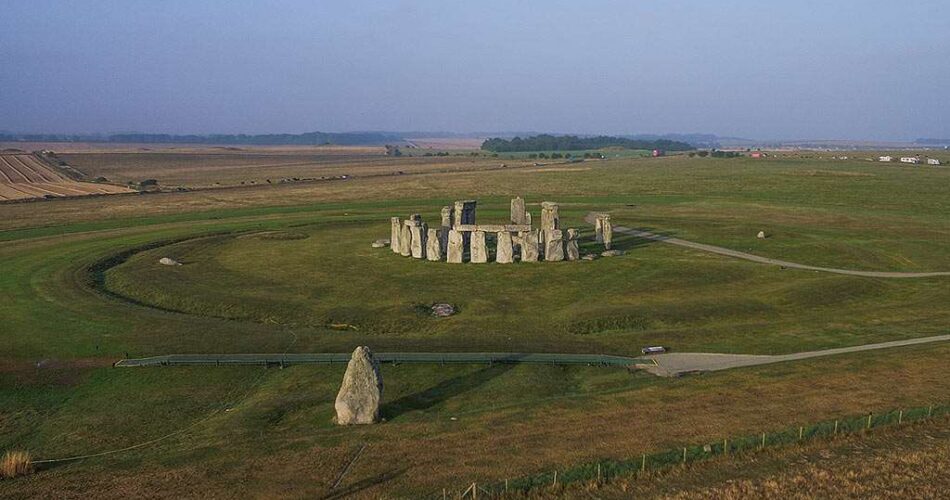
<box><xmin>455</xmin><ymin>403</ymin><xmax>949</xmax><ymax>497</ymax></box>
<box><xmin>114</xmin><ymin>352</ymin><xmax>644</xmax><ymax>368</ymax></box>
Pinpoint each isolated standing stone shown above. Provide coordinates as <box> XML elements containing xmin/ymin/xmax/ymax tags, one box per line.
<box><xmin>565</xmin><ymin>228</ymin><xmax>580</xmax><ymax>261</ymax></box>
<box><xmin>510</xmin><ymin>197</ymin><xmax>528</xmax><ymax>225</ymax></box>
<box><xmin>390</xmin><ymin>217</ymin><xmax>402</xmax><ymax>254</ymax></box>
<box><xmin>496</xmin><ymin>231</ymin><xmax>514</xmax><ymax>264</ymax></box>
<box><xmin>335</xmin><ymin>346</ymin><xmax>383</xmax><ymax>425</ymax></box>
<box><xmin>447</xmin><ymin>229</ymin><xmax>464</xmax><ymax>263</ymax></box>
<box><xmin>426</xmin><ymin>228</ymin><xmax>442</xmax><ymax>261</ymax></box>
<box><xmin>544</xmin><ymin>229</ymin><xmax>564</xmax><ymax>261</ymax></box>
<box><xmin>521</xmin><ymin>230</ymin><xmax>540</xmax><ymax>262</ymax></box>
<box><xmin>594</xmin><ymin>215</ymin><xmax>604</xmax><ymax>244</ymax></box>
<box><xmin>399</xmin><ymin>224</ymin><xmax>412</xmax><ymax>256</ymax></box>
<box><xmin>602</xmin><ymin>216</ymin><xmax>613</xmax><ymax>250</ymax></box>
<box><xmin>757</xmin><ymin>231</ymin><xmax>766</xmax><ymax>239</ymax></box>
<box><xmin>470</xmin><ymin>230</ymin><xmax>488</xmax><ymax>263</ymax></box>
<box><xmin>410</xmin><ymin>222</ymin><xmax>427</xmax><ymax>259</ymax></box>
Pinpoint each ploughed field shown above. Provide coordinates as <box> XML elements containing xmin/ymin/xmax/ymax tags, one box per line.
<box><xmin>58</xmin><ymin>145</ymin><xmax>529</xmax><ymax>189</ymax></box>
<box><xmin>0</xmin><ymin>153</ymin><xmax>132</xmax><ymax>201</ymax></box>
<box><xmin>1</xmin><ymin>152</ymin><xmax>948</xmax><ymax>497</ymax></box>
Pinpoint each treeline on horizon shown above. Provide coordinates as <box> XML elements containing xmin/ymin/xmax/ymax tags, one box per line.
<box><xmin>0</xmin><ymin>131</ymin><xmax>400</xmax><ymax>146</ymax></box>
<box><xmin>480</xmin><ymin>134</ymin><xmax>694</xmax><ymax>152</ymax></box>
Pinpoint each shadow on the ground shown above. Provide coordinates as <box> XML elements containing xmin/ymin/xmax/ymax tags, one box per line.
<box><xmin>578</xmin><ymin>226</ymin><xmax>677</xmax><ymax>253</ymax></box>
<box><xmin>382</xmin><ymin>356</ymin><xmax>524</xmax><ymax>420</ymax></box>
<box><xmin>320</xmin><ymin>467</ymin><xmax>407</xmax><ymax>500</ymax></box>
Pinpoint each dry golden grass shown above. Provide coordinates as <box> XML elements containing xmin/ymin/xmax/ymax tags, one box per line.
<box><xmin>1</xmin><ymin>451</ymin><xmax>33</xmax><ymax>479</ymax></box>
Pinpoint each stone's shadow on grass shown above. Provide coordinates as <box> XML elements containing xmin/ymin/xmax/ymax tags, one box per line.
<box><xmin>381</xmin><ymin>358</ymin><xmax>524</xmax><ymax>420</ymax></box>
<box><xmin>579</xmin><ymin>226</ymin><xmax>674</xmax><ymax>253</ymax></box>
<box><xmin>320</xmin><ymin>467</ymin><xmax>407</xmax><ymax>500</ymax></box>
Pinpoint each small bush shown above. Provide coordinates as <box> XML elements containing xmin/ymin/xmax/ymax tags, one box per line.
<box><xmin>1</xmin><ymin>450</ymin><xmax>33</xmax><ymax>479</ymax></box>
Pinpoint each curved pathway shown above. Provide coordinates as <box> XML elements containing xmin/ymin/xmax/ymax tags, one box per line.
<box><xmin>641</xmin><ymin>334</ymin><xmax>950</xmax><ymax>377</ymax></box>
<box><xmin>585</xmin><ymin>213</ymin><xmax>950</xmax><ymax>278</ymax></box>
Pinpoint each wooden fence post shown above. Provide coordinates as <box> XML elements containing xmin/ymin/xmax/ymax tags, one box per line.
<box><xmin>553</xmin><ymin>470</ymin><xmax>557</xmax><ymax>487</ymax></box>
<box><xmin>761</xmin><ymin>432</ymin><xmax>766</xmax><ymax>448</ymax></box>
<box><xmin>682</xmin><ymin>447</ymin><xmax>687</xmax><ymax>463</ymax></box>
<box><xmin>928</xmin><ymin>405</ymin><xmax>933</xmax><ymax>417</ymax></box>
<box><xmin>641</xmin><ymin>454</ymin><xmax>646</xmax><ymax>473</ymax></box>
<box><xmin>898</xmin><ymin>409</ymin><xmax>903</xmax><ymax>424</ymax></box>
<box><xmin>723</xmin><ymin>438</ymin><xmax>728</xmax><ymax>455</ymax></box>
<box><xmin>799</xmin><ymin>426</ymin><xmax>804</xmax><ymax>440</ymax></box>
<box><xmin>834</xmin><ymin>420</ymin><xmax>838</xmax><ymax>435</ymax></box>
<box><xmin>596</xmin><ymin>463</ymin><xmax>601</xmax><ymax>483</ymax></box>
<box><xmin>867</xmin><ymin>413</ymin><xmax>872</xmax><ymax>430</ymax></box>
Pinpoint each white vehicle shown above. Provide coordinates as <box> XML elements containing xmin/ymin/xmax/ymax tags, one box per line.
<box><xmin>641</xmin><ymin>346</ymin><xmax>667</xmax><ymax>354</ymax></box>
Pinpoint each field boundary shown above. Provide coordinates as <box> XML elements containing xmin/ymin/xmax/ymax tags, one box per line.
<box><xmin>448</xmin><ymin>403</ymin><xmax>949</xmax><ymax>498</ymax></box>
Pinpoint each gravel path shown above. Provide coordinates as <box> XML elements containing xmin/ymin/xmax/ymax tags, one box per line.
<box><xmin>640</xmin><ymin>334</ymin><xmax>950</xmax><ymax>377</ymax></box>
<box><xmin>585</xmin><ymin>213</ymin><xmax>950</xmax><ymax>278</ymax></box>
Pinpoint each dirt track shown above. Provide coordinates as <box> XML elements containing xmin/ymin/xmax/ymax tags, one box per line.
<box><xmin>585</xmin><ymin>213</ymin><xmax>950</xmax><ymax>278</ymax></box>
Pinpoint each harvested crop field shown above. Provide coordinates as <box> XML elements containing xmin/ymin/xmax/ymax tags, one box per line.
<box><xmin>0</xmin><ymin>154</ymin><xmax>133</xmax><ymax>201</ymax></box>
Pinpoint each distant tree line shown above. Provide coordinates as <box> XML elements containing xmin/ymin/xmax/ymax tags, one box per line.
<box><xmin>480</xmin><ymin>134</ymin><xmax>693</xmax><ymax>152</ymax></box>
<box><xmin>0</xmin><ymin>131</ymin><xmax>401</xmax><ymax>146</ymax></box>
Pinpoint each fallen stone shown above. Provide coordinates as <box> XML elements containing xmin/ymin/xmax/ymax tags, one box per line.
<box><xmin>371</xmin><ymin>240</ymin><xmax>388</xmax><ymax>248</ymax></box>
<box><xmin>470</xmin><ymin>230</ymin><xmax>488</xmax><ymax>263</ymax></box>
<box><xmin>581</xmin><ymin>254</ymin><xmax>597</xmax><ymax>261</ymax></box>
<box><xmin>431</xmin><ymin>303</ymin><xmax>456</xmax><ymax>317</ymax></box>
<box><xmin>159</xmin><ymin>257</ymin><xmax>182</xmax><ymax>266</ymax></box>
<box><xmin>334</xmin><ymin>346</ymin><xmax>383</xmax><ymax>425</ymax></box>
<box><xmin>601</xmin><ymin>249</ymin><xmax>625</xmax><ymax>257</ymax></box>
<box><xmin>496</xmin><ymin>231</ymin><xmax>514</xmax><ymax>264</ymax></box>
<box><xmin>757</xmin><ymin>231</ymin><xmax>766</xmax><ymax>239</ymax></box>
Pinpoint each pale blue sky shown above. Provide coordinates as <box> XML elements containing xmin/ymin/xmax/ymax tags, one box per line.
<box><xmin>2</xmin><ymin>0</ymin><xmax>948</xmax><ymax>140</ymax></box>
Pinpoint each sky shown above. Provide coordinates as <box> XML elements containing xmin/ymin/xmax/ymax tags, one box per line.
<box><xmin>1</xmin><ymin>0</ymin><xmax>948</xmax><ymax>140</ymax></box>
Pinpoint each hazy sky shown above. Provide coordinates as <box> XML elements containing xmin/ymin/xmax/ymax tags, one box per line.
<box><xmin>2</xmin><ymin>0</ymin><xmax>948</xmax><ymax>140</ymax></box>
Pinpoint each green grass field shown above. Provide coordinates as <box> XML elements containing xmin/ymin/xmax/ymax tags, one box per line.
<box><xmin>0</xmin><ymin>152</ymin><xmax>947</xmax><ymax>496</ymax></box>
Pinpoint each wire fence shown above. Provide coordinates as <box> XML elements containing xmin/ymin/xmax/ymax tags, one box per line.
<box><xmin>114</xmin><ymin>352</ymin><xmax>644</xmax><ymax>368</ymax></box>
<box><xmin>441</xmin><ymin>402</ymin><xmax>948</xmax><ymax>498</ymax></box>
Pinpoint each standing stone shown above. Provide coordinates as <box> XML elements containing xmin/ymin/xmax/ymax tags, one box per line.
<box><xmin>399</xmin><ymin>224</ymin><xmax>412</xmax><ymax>256</ymax></box>
<box><xmin>540</xmin><ymin>202</ymin><xmax>560</xmax><ymax>231</ymax></box>
<box><xmin>410</xmin><ymin>222</ymin><xmax>427</xmax><ymax>259</ymax></box>
<box><xmin>453</xmin><ymin>200</ymin><xmax>477</xmax><ymax>248</ymax></box>
<box><xmin>520</xmin><ymin>230</ymin><xmax>540</xmax><ymax>262</ymax></box>
<box><xmin>470</xmin><ymin>230</ymin><xmax>488</xmax><ymax>263</ymax></box>
<box><xmin>426</xmin><ymin>228</ymin><xmax>442</xmax><ymax>261</ymax></box>
<box><xmin>334</xmin><ymin>346</ymin><xmax>383</xmax><ymax>425</ymax></box>
<box><xmin>602</xmin><ymin>215</ymin><xmax>613</xmax><ymax>250</ymax></box>
<box><xmin>544</xmin><ymin>229</ymin><xmax>564</xmax><ymax>261</ymax></box>
<box><xmin>565</xmin><ymin>228</ymin><xmax>580</xmax><ymax>261</ymax></box>
<box><xmin>510</xmin><ymin>197</ymin><xmax>528</xmax><ymax>225</ymax></box>
<box><xmin>496</xmin><ymin>231</ymin><xmax>514</xmax><ymax>264</ymax></box>
<box><xmin>390</xmin><ymin>217</ymin><xmax>402</xmax><ymax>254</ymax></box>
<box><xmin>441</xmin><ymin>206</ymin><xmax>454</xmax><ymax>228</ymax></box>
<box><xmin>595</xmin><ymin>216</ymin><xmax>605</xmax><ymax>244</ymax></box>
<box><xmin>447</xmin><ymin>229</ymin><xmax>464</xmax><ymax>263</ymax></box>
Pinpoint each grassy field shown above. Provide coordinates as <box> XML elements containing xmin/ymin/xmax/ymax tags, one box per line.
<box><xmin>0</xmin><ymin>151</ymin><xmax>947</xmax><ymax>496</ymax></box>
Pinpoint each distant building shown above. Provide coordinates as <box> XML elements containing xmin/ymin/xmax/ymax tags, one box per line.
<box><xmin>652</xmin><ymin>149</ymin><xmax>665</xmax><ymax>157</ymax></box>
<box><xmin>879</xmin><ymin>156</ymin><xmax>892</xmax><ymax>162</ymax></box>
<box><xmin>900</xmin><ymin>156</ymin><xmax>920</xmax><ymax>164</ymax></box>
<box><xmin>928</xmin><ymin>158</ymin><xmax>941</xmax><ymax>165</ymax></box>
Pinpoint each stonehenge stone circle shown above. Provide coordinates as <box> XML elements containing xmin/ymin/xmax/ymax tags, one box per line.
<box><xmin>565</xmin><ymin>228</ymin><xmax>580</xmax><ymax>261</ymax></box>
<box><xmin>335</xmin><ymin>346</ymin><xmax>383</xmax><ymax>425</ymax></box>
<box><xmin>426</xmin><ymin>228</ymin><xmax>442</xmax><ymax>261</ymax></box>
<box><xmin>384</xmin><ymin>197</ymin><xmax>613</xmax><ymax>265</ymax></box>
<box><xmin>447</xmin><ymin>229</ymin><xmax>464</xmax><ymax>263</ymax></box>
<box><xmin>496</xmin><ymin>231</ymin><xmax>514</xmax><ymax>264</ymax></box>
<box><xmin>544</xmin><ymin>229</ymin><xmax>565</xmax><ymax>261</ymax></box>
<box><xmin>470</xmin><ymin>230</ymin><xmax>488</xmax><ymax>263</ymax></box>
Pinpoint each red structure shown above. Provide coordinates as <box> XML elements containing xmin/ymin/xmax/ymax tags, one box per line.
<box><xmin>751</xmin><ymin>151</ymin><xmax>764</xmax><ymax>159</ymax></box>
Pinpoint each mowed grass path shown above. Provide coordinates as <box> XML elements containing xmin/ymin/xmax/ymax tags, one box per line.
<box><xmin>0</xmin><ymin>154</ymin><xmax>947</xmax><ymax>496</ymax></box>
